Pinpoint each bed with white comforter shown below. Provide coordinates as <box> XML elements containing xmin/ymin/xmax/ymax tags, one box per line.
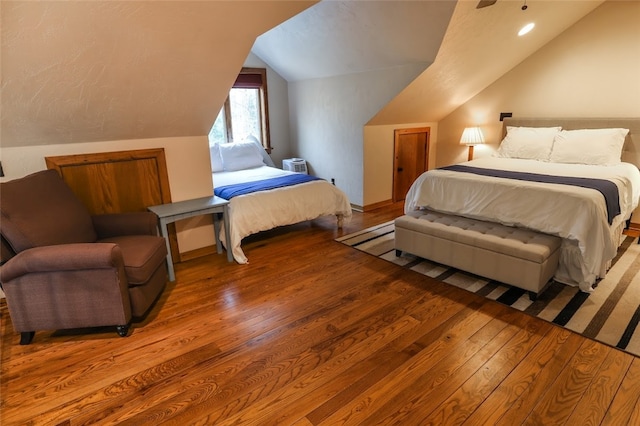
<box><xmin>405</xmin><ymin>157</ymin><xmax>640</xmax><ymax>291</ymax></box>
<box><xmin>405</xmin><ymin>118</ymin><xmax>640</xmax><ymax>292</ymax></box>
<box><xmin>213</xmin><ymin>164</ymin><xmax>352</xmax><ymax>264</ymax></box>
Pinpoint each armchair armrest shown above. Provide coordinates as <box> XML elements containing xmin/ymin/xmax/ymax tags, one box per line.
<box><xmin>92</xmin><ymin>212</ymin><xmax>158</xmax><ymax>239</ymax></box>
<box><xmin>0</xmin><ymin>243</ymin><xmax>123</xmax><ymax>283</ymax></box>
<box><xmin>0</xmin><ymin>243</ymin><xmax>132</xmax><ymax>335</ymax></box>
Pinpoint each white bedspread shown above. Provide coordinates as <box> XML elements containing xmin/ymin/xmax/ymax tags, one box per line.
<box><xmin>405</xmin><ymin>158</ymin><xmax>640</xmax><ymax>292</ymax></box>
<box><xmin>214</xmin><ymin>166</ymin><xmax>352</xmax><ymax>264</ymax></box>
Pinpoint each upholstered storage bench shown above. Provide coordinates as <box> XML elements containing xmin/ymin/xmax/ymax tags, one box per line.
<box><xmin>394</xmin><ymin>210</ymin><xmax>562</xmax><ymax>299</ymax></box>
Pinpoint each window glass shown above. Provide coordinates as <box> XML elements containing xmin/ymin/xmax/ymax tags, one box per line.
<box><xmin>229</xmin><ymin>88</ymin><xmax>261</xmax><ymax>143</ymax></box>
<box><xmin>208</xmin><ymin>108</ymin><xmax>227</xmax><ymax>145</ymax></box>
<box><xmin>208</xmin><ymin>67</ymin><xmax>270</xmax><ymax>153</ymax></box>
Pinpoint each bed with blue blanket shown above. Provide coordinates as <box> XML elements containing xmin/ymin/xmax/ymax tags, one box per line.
<box><xmin>213</xmin><ymin>164</ymin><xmax>352</xmax><ymax>264</ymax></box>
<box><xmin>404</xmin><ymin>118</ymin><xmax>640</xmax><ymax>292</ymax></box>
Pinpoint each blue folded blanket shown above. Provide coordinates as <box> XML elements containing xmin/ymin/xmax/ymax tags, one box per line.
<box><xmin>214</xmin><ymin>173</ymin><xmax>322</xmax><ymax>199</ymax></box>
<box><xmin>440</xmin><ymin>165</ymin><xmax>621</xmax><ymax>225</ymax></box>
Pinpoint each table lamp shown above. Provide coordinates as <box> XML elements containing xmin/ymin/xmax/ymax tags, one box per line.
<box><xmin>460</xmin><ymin>127</ymin><xmax>485</xmax><ymax>161</ymax></box>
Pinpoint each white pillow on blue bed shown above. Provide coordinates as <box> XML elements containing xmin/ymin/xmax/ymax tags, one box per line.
<box><xmin>497</xmin><ymin>126</ymin><xmax>562</xmax><ymax>161</ymax></box>
<box><xmin>210</xmin><ymin>144</ymin><xmax>224</xmax><ymax>173</ymax></box>
<box><xmin>549</xmin><ymin>128</ymin><xmax>629</xmax><ymax>166</ymax></box>
<box><xmin>219</xmin><ymin>142</ymin><xmax>265</xmax><ymax>171</ymax></box>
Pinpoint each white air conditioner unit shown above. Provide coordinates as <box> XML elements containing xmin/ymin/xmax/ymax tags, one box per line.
<box><xmin>282</xmin><ymin>158</ymin><xmax>308</xmax><ymax>174</ymax></box>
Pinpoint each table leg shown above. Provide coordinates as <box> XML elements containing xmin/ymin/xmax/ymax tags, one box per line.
<box><xmin>223</xmin><ymin>205</ymin><xmax>233</xmax><ymax>262</ymax></box>
<box><xmin>159</xmin><ymin>219</ymin><xmax>175</xmax><ymax>281</ymax></box>
<box><xmin>213</xmin><ymin>212</ymin><xmax>223</xmax><ymax>254</ymax></box>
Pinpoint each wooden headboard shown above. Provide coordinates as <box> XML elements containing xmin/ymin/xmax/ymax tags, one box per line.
<box><xmin>502</xmin><ymin>117</ymin><xmax>640</xmax><ymax>168</ymax></box>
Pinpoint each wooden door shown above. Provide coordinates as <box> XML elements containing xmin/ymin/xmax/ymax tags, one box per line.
<box><xmin>393</xmin><ymin>127</ymin><xmax>429</xmax><ymax>202</ymax></box>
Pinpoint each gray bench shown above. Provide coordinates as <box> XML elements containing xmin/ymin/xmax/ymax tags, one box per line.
<box><xmin>394</xmin><ymin>211</ymin><xmax>561</xmax><ymax>300</ymax></box>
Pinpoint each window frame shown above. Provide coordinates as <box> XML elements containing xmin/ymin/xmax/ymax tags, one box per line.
<box><xmin>221</xmin><ymin>67</ymin><xmax>272</xmax><ymax>153</ymax></box>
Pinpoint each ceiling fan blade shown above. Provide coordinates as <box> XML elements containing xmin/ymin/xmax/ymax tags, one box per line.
<box><xmin>477</xmin><ymin>0</ymin><xmax>497</xmax><ymax>8</ymax></box>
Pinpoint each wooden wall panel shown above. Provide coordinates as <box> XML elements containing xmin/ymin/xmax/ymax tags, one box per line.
<box><xmin>45</xmin><ymin>148</ymin><xmax>180</xmax><ymax>261</ymax></box>
<box><xmin>45</xmin><ymin>149</ymin><xmax>171</xmax><ymax>214</ymax></box>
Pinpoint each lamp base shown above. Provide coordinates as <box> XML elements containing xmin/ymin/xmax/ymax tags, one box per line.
<box><xmin>467</xmin><ymin>145</ymin><xmax>474</xmax><ymax>161</ymax></box>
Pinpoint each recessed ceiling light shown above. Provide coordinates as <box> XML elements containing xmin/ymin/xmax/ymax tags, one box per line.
<box><xmin>518</xmin><ymin>22</ymin><xmax>535</xmax><ymax>36</ymax></box>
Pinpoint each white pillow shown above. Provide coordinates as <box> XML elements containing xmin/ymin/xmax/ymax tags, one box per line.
<box><xmin>549</xmin><ymin>128</ymin><xmax>629</xmax><ymax>166</ymax></box>
<box><xmin>497</xmin><ymin>126</ymin><xmax>562</xmax><ymax>160</ymax></box>
<box><xmin>210</xmin><ymin>144</ymin><xmax>224</xmax><ymax>173</ymax></box>
<box><xmin>242</xmin><ymin>135</ymin><xmax>276</xmax><ymax>168</ymax></box>
<box><xmin>219</xmin><ymin>142</ymin><xmax>265</xmax><ymax>171</ymax></box>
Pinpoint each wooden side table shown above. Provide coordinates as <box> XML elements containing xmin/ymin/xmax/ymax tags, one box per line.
<box><xmin>148</xmin><ymin>195</ymin><xmax>232</xmax><ymax>281</ymax></box>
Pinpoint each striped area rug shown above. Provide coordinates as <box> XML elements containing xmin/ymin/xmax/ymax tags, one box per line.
<box><xmin>336</xmin><ymin>221</ymin><xmax>640</xmax><ymax>357</ymax></box>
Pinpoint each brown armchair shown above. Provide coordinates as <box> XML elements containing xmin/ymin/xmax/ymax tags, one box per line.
<box><xmin>0</xmin><ymin>170</ymin><xmax>168</xmax><ymax>344</ymax></box>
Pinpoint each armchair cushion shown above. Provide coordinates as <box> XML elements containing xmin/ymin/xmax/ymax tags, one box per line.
<box><xmin>0</xmin><ymin>170</ymin><xmax>97</xmax><ymax>253</ymax></box>
<box><xmin>99</xmin><ymin>236</ymin><xmax>167</xmax><ymax>285</ymax></box>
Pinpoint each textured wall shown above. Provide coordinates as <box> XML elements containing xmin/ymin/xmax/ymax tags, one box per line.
<box><xmin>1</xmin><ymin>1</ymin><xmax>315</xmax><ymax>147</ymax></box>
<box><xmin>288</xmin><ymin>63</ymin><xmax>427</xmax><ymax>207</ymax></box>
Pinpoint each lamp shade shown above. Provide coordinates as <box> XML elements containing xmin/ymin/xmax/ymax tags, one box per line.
<box><xmin>460</xmin><ymin>127</ymin><xmax>485</xmax><ymax>145</ymax></box>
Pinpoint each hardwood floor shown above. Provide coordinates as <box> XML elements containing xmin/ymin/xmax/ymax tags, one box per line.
<box><xmin>2</xmin><ymin>202</ymin><xmax>640</xmax><ymax>425</ymax></box>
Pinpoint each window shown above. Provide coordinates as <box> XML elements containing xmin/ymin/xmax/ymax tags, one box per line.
<box><xmin>209</xmin><ymin>67</ymin><xmax>271</xmax><ymax>153</ymax></box>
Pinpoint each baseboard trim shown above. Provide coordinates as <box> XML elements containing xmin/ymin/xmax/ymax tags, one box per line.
<box><xmin>624</xmin><ymin>222</ymin><xmax>640</xmax><ymax>238</ymax></box>
<box><xmin>179</xmin><ymin>244</ymin><xmax>217</xmax><ymax>262</ymax></box>
<box><xmin>351</xmin><ymin>199</ymin><xmax>396</xmax><ymax>213</ymax></box>
<box><xmin>362</xmin><ymin>199</ymin><xmax>394</xmax><ymax>212</ymax></box>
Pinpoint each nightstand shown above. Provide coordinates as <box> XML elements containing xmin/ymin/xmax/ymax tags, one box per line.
<box><xmin>148</xmin><ymin>195</ymin><xmax>233</xmax><ymax>281</ymax></box>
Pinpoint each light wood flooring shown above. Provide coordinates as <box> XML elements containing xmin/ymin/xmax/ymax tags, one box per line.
<box><xmin>2</xmin><ymin>203</ymin><xmax>640</xmax><ymax>425</ymax></box>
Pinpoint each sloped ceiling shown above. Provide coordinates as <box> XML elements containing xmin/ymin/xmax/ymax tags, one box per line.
<box><xmin>252</xmin><ymin>0</ymin><xmax>604</xmax><ymax>124</ymax></box>
<box><xmin>251</xmin><ymin>0</ymin><xmax>457</xmax><ymax>81</ymax></box>
<box><xmin>1</xmin><ymin>0</ymin><xmax>606</xmax><ymax>149</ymax></box>
<box><xmin>371</xmin><ymin>0</ymin><xmax>605</xmax><ymax>124</ymax></box>
<box><xmin>0</xmin><ymin>1</ymin><xmax>316</xmax><ymax>147</ymax></box>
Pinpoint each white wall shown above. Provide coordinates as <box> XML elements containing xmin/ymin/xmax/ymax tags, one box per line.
<box><xmin>0</xmin><ymin>136</ymin><xmax>217</xmax><ymax>253</ymax></box>
<box><xmin>288</xmin><ymin>63</ymin><xmax>427</xmax><ymax>206</ymax></box>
